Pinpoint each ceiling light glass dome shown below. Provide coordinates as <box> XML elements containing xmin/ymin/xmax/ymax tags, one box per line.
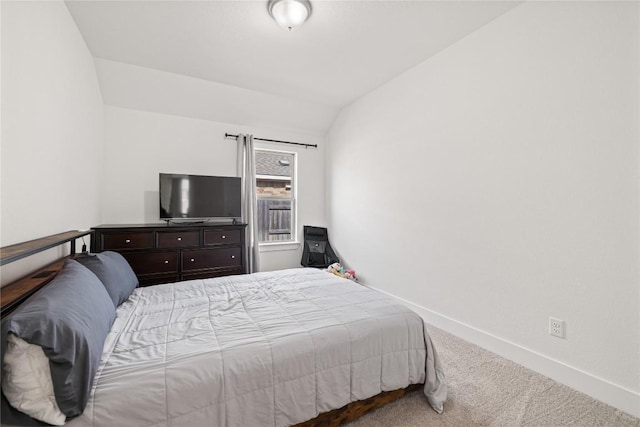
<box><xmin>268</xmin><ymin>0</ymin><xmax>311</xmax><ymax>31</ymax></box>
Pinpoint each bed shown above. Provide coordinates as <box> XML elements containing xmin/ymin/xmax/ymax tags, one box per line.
<box><xmin>0</xmin><ymin>232</ymin><xmax>447</xmax><ymax>426</ymax></box>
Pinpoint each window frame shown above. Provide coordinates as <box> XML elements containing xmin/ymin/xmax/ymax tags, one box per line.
<box><xmin>255</xmin><ymin>148</ymin><xmax>298</xmax><ymax>246</ymax></box>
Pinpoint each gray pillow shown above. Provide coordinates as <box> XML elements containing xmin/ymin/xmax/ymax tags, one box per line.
<box><xmin>75</xmin><ymin>251</ymin><xmax>138</xmax><ymax>307</ymax></box>
<box><xmin>1</xmin><ymin>259</ymin><xmax>116</xmax><ymax>422</ymax></box>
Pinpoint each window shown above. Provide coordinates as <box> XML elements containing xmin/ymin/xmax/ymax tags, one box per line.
<box><xmin>256</xmin><ymin>149</ymin><xmax>295</xmax><ymax>243</ymax></box>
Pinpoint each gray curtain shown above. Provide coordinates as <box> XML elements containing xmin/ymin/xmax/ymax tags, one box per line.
<box><xmin>236</xmin><ymin>134</ymin><xmax>259</xmax><ymax>273</ymax></box>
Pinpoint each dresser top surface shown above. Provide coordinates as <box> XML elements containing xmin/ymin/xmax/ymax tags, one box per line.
<box><xmin>92</xmin><ymin>223</ymin><xmax>247</xmax><ymax>230</ymax></box>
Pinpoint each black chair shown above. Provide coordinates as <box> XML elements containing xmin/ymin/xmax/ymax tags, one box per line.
<box><xmin>300</xmin><ymin>226</ymin><xmax>339</xmax><ymax>268</ymax></box>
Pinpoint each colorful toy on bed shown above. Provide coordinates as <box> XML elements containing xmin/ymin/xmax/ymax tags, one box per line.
<box><xmin>327</xmin><ymin>263</ymin><xmax>356</xmax><ymax>281</ymax></box>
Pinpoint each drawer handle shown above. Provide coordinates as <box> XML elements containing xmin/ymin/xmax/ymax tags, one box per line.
<box><xmin>222</xmin><ymin>235</ymin><xmax>226</xmax><ymax>239</ymax></box>
<box><xmin>125</xmin><ymin>239</ymin><xmax>131</xmax><ymax>243</ymax></box>
<box><xmin>231</xmin><ymin>255</ymin><xmax>235</xmax><ymax>259</ymax></box>
<box><xmin>190</xmin><ymin>258</ymin><xmax>195</xmax><ymax>262</ymax></box>
<box><xmin>177</xmin><ymin>237</ymin><xmax>182</xmax><ymax>241</ymax></box>
<box><xmin>164</xmin><ymin>260</ymin><xmax>169</xmax><ymax>264</ymax></box>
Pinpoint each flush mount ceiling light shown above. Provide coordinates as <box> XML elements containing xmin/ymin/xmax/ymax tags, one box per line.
<box><xmin>268</xmin><ymin>0</ymin><xmax>311</xmax><ymax>31</ymax></box>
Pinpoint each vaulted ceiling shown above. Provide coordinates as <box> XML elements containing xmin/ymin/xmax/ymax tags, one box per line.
<box><xmin>66</xmin><ymin>1</ymin><xmax>521</xmax><ymax>107</ymax></box>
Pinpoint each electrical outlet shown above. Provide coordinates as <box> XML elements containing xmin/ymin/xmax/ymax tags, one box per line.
<box><xmin>549</xmin><ymin>317</ymin><xmax>565</xmax><ymax>339</ymax></box>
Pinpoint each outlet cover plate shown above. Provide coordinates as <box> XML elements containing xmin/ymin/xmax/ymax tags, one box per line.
<box><xmin>549</xmin><ymin>317</ymin><xmax>565</xmax><ymax>339</ymax></box>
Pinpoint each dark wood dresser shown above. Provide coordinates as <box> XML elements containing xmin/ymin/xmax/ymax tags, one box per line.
<box><xmin>91</xmin><ymin>223</ymin><xmax>247</xmax><ymax>286</ymax></box>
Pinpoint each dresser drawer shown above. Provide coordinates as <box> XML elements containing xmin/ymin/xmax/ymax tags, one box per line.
<box><xmin>102</xmin><ymin>232</ymin><xmax>154</xmax><ymax>251</ymax></box>
<box><xmin>138</xmin><ymin>274</ymin><xmax>180</xmax><ymax>287</ymax></box>
<box><xmin>182</xmin><ymin>247</ymin><xmax>242</xmax><ymax>271</ymax></box>
<box><xmin>156</xmin><ymin>230</ymin><xmax>200</xmax><ymax>248</ymax></box>
<box><xmin>204</xmin><ymin>229</ymin><xmax>241</xmax><ymax>246</ymax></box>
<box><xmin>182</xmin><ymin>268</ymin><xmax>245</xmax><ymax>281</ymax></box>
<box><xmin>122</xmin><ymin>251</ymin><xmax>178</xmax><ymax>275</ymax></box>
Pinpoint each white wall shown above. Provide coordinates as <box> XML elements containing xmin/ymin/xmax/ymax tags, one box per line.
<box><xmin>327</xmin><ymin>1</ymin><xmax>639</xmax><ymax>416</ymax></box>
<box><xmin>0</xmin><ymin>1</ymin><xmax>104</xmax><ymax>285</ymax></box>
<box><xmin>103</xmin><ymin>106</ymin><xmax>325</xmax><ymax>272</ymax></box>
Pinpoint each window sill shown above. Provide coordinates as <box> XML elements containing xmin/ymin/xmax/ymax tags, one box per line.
<box><xmin>259</xmin><ymin>242</ymin><xmax>301</xmax><ymax>252</ymax></box>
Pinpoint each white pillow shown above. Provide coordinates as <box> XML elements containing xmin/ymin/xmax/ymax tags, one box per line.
<box><xmin>2</xmin><ymin>333</ymin><xmax>66</xmax><ymax>425</ymax></box>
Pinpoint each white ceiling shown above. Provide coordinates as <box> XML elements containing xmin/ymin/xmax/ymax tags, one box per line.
<box><xmin>66</xmin><ymin>1</ymin><xmax>521</xmax><ymax>109</ymax></box>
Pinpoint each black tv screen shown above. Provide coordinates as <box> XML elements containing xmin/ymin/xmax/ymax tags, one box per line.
<box><xmin>159</xmin><ymin>174</ymin><xmax>241</xmax><ymax>219</ymax></box>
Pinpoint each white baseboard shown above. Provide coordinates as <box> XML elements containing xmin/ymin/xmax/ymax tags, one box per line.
<box><xmin>362</xmin><ymin>283</ymin><xmax>640</xmax><ymax>418</ymax></box>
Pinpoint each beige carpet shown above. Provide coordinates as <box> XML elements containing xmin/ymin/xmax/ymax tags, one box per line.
<box><xmin>348</xmin><ymin>325</ymin><xmax>639</xmax><ymax>427</ymax></box>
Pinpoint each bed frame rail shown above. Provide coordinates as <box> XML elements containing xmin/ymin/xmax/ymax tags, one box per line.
<box><xmin>294</xmin><ymin>384</ymin><xmax>422</xmax><ymax>427</ymax></box>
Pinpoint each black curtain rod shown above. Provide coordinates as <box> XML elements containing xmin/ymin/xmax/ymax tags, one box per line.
<box><xmin>225</xmin><ymin>133</ymin><xmax>317</xmax><ymax>149</ymax></box>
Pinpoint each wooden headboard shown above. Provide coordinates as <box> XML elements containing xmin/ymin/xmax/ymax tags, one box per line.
<box><xmin>0</xmin><ymin>230</ymin><xmax>92</xmax><ymax>317</ymax></box>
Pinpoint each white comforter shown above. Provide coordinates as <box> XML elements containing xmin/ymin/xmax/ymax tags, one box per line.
<box><xmin>70</xmin><ymin>268</ymin><xmax>446</xmax><ymax>427</ymax></box>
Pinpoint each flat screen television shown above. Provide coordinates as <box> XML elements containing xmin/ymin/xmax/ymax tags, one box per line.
<box><xmin>159</xmin><ymin>173</ymin><xmax>242</xmax><ymax>220</ymax></box>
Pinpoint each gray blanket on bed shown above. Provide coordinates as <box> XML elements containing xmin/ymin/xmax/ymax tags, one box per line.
<box><xmin>68</xmin><ymin>268</ymin><xmax>446</xmax><ymax>427</ymax></box>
